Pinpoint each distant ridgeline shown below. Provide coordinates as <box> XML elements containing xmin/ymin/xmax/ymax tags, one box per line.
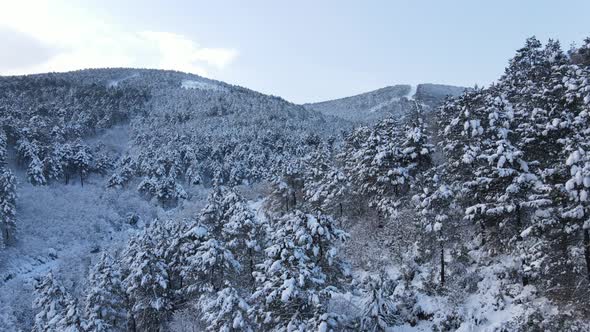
<box><xmin>304</xmin><ymin>83</ymin><xmax>466</xmax><ymax>123</ymax></box>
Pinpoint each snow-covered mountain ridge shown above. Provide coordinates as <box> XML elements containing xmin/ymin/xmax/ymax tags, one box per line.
<box><xmin>304</xmin><ymin>83</ymin><xmax>465</xmax><ymax>123</ymax></box>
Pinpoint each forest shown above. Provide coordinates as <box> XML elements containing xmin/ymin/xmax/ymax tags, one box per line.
<box><xmin>1</xmin><ymin>36</ymin><xmax>590</xmax><ymax>331</ymax></box>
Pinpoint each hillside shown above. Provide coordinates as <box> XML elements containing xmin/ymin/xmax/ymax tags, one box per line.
<box><xmin>304</xmin><ymin>83</ymin><xmax>465</xmax><ymax>123</ymax></box>
<box><xmin>0</xmin><ymin>68</ymin><xmax>348</xmax><ymax>329</ymax></box>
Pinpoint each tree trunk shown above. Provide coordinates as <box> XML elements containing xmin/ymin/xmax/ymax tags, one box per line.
<box><xmin>80</xmin><ymin>172</ymin><xmax>84</xmax><ymax>187</ymax></box>
<box><xmin>515</xmin><ymin>204</ymin><xmax>528</xmax><ymax>286</ymax></box>
<box><xmin>129</xmin><ymin>315</ymin><xmax>137</xmax><ymax>332</ymax></box>
<box><xmin>584</xmin><ymin>229</ymin><xmax>590</xmax><ymax>282</ymax></box>
<box><xmin>339</xmin><ymin>202</ymin><xmax>343</xmax><ymax>217</ymax></box>
<box><xmin>292</xmin><ymin>191</ymin><xmax>296</xmax><ymax>208</ymax></box>
<box><xmin>440</xmin><ymin>241</ymin><xmax>445</xmax><ymax>286</ymax></box>
<box><xmin>248</xmin><ymin>248</ymin><xmax>255</xmax><ymax>290</ymax></box>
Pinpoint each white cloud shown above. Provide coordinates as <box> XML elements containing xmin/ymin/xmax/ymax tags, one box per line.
<box><xmin>0</xmin><ymin>0</ymin><xmax>237</xmax><ymax>76</ymax></box>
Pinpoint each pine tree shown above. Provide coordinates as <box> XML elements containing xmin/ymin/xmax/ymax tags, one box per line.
<box><xmin>27</xmin><ymin>155</ymin><xmax>47</xmax><ymax>186</ymax></box>
<box><xmin>0</xmin><ymin>169</ymin><xmax>16</xmax><ymax>247</ymax></box>
<box><xmin>56</xmin><ymin>142</ymin><xmax>75</xmax><ymax>184</ymax></box>
<box><xmin>122</xmin><ymin>227</ymin><xmax>172</xmax><ymax>332</ymax></box>
<box><xmin>218</xmin><ymin>187</ymin><xmax>265</xmax><ymax>289</ymax></box>
<box><xmin>268</xmin><ymin>159</ymin><xmax>305</xmax><ymax>213</ymax></box>
<box><xmin>414</xmin><ymin>169</ymin><xmax>457</xmax><ymax>287</ymax></box>
<box><xmin>32</xmin><ymin>272</ymin><xmax>70</xmax><ymax>332</ymax></box>
<box><xmin>303</xmin><ymin>145</ymin><xmax>349</xmax><ymax>216</ymax></box>
<box><xmin>108</xmin><ymin>154</ymin><xmax>136</xmax><ymax>188</ymax></box>
<box><xmin>57</xmin><ymin>297</ymin><xmax>84</xmax><ymax>332</ymax></box>
<box><xmin>0</xmin><ymin>130</ymin><xmax>7</xmax><ymax>167</ymax></box>
<box><xmin>359</xmin><ymin>274</ymin><xmax>398</xmax><ymax>331</ymax></box>
<box><xmin>73</xmin><ymin>141</ymin><xmax>92</xmax><ymax>186</ymax></box>
<box><xmin>251</xmin><ymin>210</ymin><xmax>349</xmax><ymax>331</ymax></box>
<box><xmin>178</xmin><ymin>188</ymin><xmax>247</xmax><ymax>295</ymax></box>
<box><xmin>199</xmin><ymin>286</ymin><xmax>256</xmax><ymax>332</ymax></box>
<box><xmin>84</xmin><ymin>253</ymin><xmax>128</xmax><ymax>332</ymax></box>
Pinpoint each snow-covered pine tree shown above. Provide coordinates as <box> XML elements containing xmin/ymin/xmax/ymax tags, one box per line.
<box><xmin>268</xmin><ymin>158</ymin><xmax>305</xmax><ymax>213</ymax></box>
<box><xmin>108</xmin><ymin>154</ymin><xmax>136</xmax><ymax>188</ymax></box>
<box><xmin>32</xmin><ymin>271</ymin><xmax>70</xmax><ymax>332</ymax></box>
<box><xmin>55</xmin><ymin>142</ymin><xmax>75</xmax><ymax>184</ymax></box>
<box><xmin>0</xmin><ymin>168</ymin><xmax>16</xmax><ymax>247</ymax></box>
<box><xmin>73</xmin><ymin>141</ymin><xmax>92</xmax><ymax>186</ymax></box>
<box><xmin>570</xmin><ymin>37</ymin><xmax>590</xmax><ymax>66</ymax></box>
<box><xmin>137</xmin><ymin>175</ymin><xmax>187</xmax><ymax>208</ymax></box>
<box><xmin>218</xmin><ymin>187</ymin><xmax>265</xmax><ymax>289</ymax></box>
<box><xmin>199</xmin><ymin>286</ymin><xmax>256</xmax><ymax>332</ymax></box>
<box><xmin>92</xmin><ymin>145</ymin><xmax>114</xmax><ymax>176</ymax></box>
<box><xmin>136</xmin><ymin>152</ymin><xmax>187</xmax><ymax>207</ymax></box>
<box><xmin>358</xmin><ymin>274</ymin><xmax>398</xmax><ymax>331</ymax></box>
<box><xmin>84</xmin><ymin>253</ymin><xmax>128</xmax><ymax>332</ymax></box>
<box><xmin>27</xmin><ymin>155</ymin><xmax>47</xmax><ymax>186</ymax></box>
<box><xmin>57</xmin><ymin>297</ymin><xmax>84</xmax><ymax>332</ymax></box>
<box><xmin>560</xmin><ymin>61</ymin><xmax>590</xmax><ymax>283</ymax></box>
<box><xmin>122</xmin><ymin>227</ymin><xmax>172</xmax><ymax>331</ymax></box>
<box><xmin>439</xmin><ymin>88</ymin><xmax>535</xmax><ymax>251</ymax></box>
<box><xmin>171</xmin><ymin>222</ymin><xmax>208</xmax><ymax>303</ymax></box>
<box><xmin>303</xmin><ymin>145</ymin><xmax>349</xmax><ymax>217</ymax></box>
<box><xmin>342</xmin><ymin>113</ymin><xmax>433</xmax><ymax>221</ymax></box>
<box><xmin>413</xmin><ymin>167</ymin><xmax>458</xmax><ymax>288</ymax></box>
<box><xmin>179</xmin><ymin>187</ymin><xmax>250</xmax><ymax>295</ymax></box>
<box><xmin>0</xmin><ymin>129</ymin><xmax>7</xmax><ymax>166</ymax></box>
<box><xmin>251</xmin><ymin>210</ymin><xmax>349</xmax><ymax>331</ymax></box>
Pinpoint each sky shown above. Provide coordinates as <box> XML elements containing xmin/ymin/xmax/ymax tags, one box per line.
<box><xmin>0</xmin><ymin>1</ymin><xmax>589</xmax><ymax>103</ymax></box>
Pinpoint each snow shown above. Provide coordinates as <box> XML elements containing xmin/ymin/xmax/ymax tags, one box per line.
<box><xmin>407</xmin><ymin>85</ymin><xmax>417</xmax><ymax>100</ymax></box>
<box><xmin>107</xmin><ymin>72</ymin><xmax>140</xmax><ymax>88</ymax></box>
<box><xmin>368</xmin><ymin>97</ymin><xmax>401</xmax><ymax>113</ymax></box>
<box><xmin>181</xmin><ymin>80</ymin><xmax>226</xmax><ymax>92</ymax></box>
<box><xmin>433</xmin><ymin>221</ymin><xmax>442</xmax><ymax>232</ymax></box>
<box><xmin>0</xmin><ymin>173</ymin><xmax>157</xmax><ymax>325</ymax></box>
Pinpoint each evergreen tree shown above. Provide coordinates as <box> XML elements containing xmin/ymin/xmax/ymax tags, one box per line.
<box><xmin>303</xmin><ymin>145</ymin><xmax>349</xmax><ymax>216</ymax></box>
<box><xmin>27</xmin><ymin>155</ymin><xmax>47</xmax><ymax>186</ymax></box>
<box><xmin>414</xmin><ymin>169</ymin><xmax>457</xmax><ymax>287</ymax></box>
<box><xmin>57</xmin><ymin>298</ymin><xmax>84</xmax><ymax>332</ymax></box>
<box><xmin>251</xmin><ymin>210</ymin><xmax>349</xmax><ymax>331</ymax></box>
<box><xmin>199</xmin><ymin>286</ymin><xmax>256</xmax><ymax>332</ymax></box>
<box><xmin>73</xmin><ymin>141</ymin><xmax>92</xmax><ymax>186</ymax></box>
<box><xmin>84</xmin><ymin>253</ymin><xmax>128</xmax><ymax>332</ymax></box>
<box><xmin>122</xmin><ymin>227</ymin><xmax>172</xmax><ymax>332</ymax></box>
<box><xmin>359</xmin><ymin>274</ymin><xmax>398</xmax><ymax>331</ymax></box>
<box><xmin>0</xmin><ymin>130</ymin><xmax>7</xmax><ymax>166</ymax></box>
<box><xmin>0</xmin><ymin>169</ymin><xmax>17</xmax><ymax>247</ymax></box>
<box><xmin>32</xmin><ymin>272</ymin><xmax>70</xmax><ymax>332</ymax></box>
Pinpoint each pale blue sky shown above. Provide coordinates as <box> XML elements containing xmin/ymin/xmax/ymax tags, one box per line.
<box><xmin>1</xmin><ymin>0</ymin><xmax>589</xmax><ymax>103</ymax></box>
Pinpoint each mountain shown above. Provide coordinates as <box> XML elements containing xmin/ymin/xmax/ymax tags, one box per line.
<box><xmin>0</xmin><ymin>68</ymin><xmax>349</xmax><ymax>188</ymax></box>
<box><xmin>303</xmin><ymin>83</ymin><xmax>466</xmax><ymax>123</ymax></box>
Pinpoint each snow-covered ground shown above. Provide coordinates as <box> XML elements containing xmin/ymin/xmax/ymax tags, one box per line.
<box><xmin>181</xmin><ymin>79</ymin><xmax>227</xmax><ymax>92</ymax></box>
<box><xmin>407</xmin><ymin>84</ymin><xmax>417</xmax><ymax>100</ymax></box>
<box><xmin>0</xmin><ymin>174</ymin><xmax>156</xmax><ymax>327</ymax></box>
<box><xmin>0</xmin><ymin>126</ymin><xmax>213</xmax><ymax>329</ymax></box>
<box><xmin>107</xmin><ymin>72</ymin><xmax>140</xmax><ymax>88</ymax></box>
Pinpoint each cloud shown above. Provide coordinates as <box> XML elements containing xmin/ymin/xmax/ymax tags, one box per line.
<box><xmin>0</xmin><ymin>27</ymin><xmax>58</xmax><ymax>71</ymax></box>
<box><xmin>139</xmin><ymin>31</ymin><xmax>238</xmax><ymax>73</ymax></box>
<box><xmin>0</xmin><ymin>1</ymin><xmax>237</xmax><ymax>76</ymax></box>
